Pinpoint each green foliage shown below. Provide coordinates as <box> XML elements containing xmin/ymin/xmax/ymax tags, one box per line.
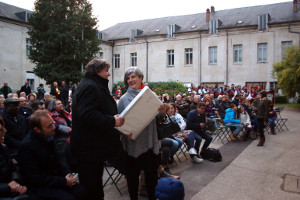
<box><xmin>275</xmin><ymin>96</ymin><xmax>288</xmax><ymax>104</ymax></box>
<box><xmin>28</xmin><ymin>0</ymin><xmax>100</xmax><ymax>85</ymax></box>
<box><xmin>112</xmin><ymin>81</ymin><xmax>189</xmax><ymax>97</ymax></box>
<box><xmin>272</xmin><ymin>46</ymin><xmax>300</xmax><ymax>98</ymax></box>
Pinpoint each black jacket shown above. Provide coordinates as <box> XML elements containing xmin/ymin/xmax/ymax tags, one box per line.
<box><xmin>18</xmin><ymin>131</ymin><xmax>70</xmax><ymax>189</ymax></box>
<box><xmin>71</xmin><ymin>74</ymin><xmax>122</xmax><ymax>163</ymax></box>
<box><xmin>0</xmin><ymin>144</ymin><xmax>20</xmax><ymax>196</ymax></box>
<box><xmin>186</xmin><ymin>109</ymin><xmax>206</xmax><ymax>134</ymax></box>
<box><xmin>20</xmin><ymin>85</ymin><xmax>31</xmax><ymax>96</ymax></box>
<box><xmin>3</xmin><ymin>112</ymin><xmax>28</xmax><ymax>155</ymax></box>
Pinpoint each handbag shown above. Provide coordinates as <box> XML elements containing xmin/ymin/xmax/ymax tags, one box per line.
<box><xmin>156</xmin><ymin>114</ymin><xmax>181</xmax><ymax>140</ymax></box>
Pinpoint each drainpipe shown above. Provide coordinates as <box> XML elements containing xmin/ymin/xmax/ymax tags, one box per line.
<box><xmin>145</xmin><ymin>37</ymin><xmax>149</xmax><ymax>82</ymax></box>
<box><xmin>199</xmin><ymin>31</ymin><xmax>202</xmax><ymax>84</ymax></box>
<box><xmin>111</xmin><ymin>41</ymin><xmax>115</xmax><ymax>85</ymax></box>
<box><xmin>289</xmin><ymin>23</ymin><xmax>300</xmax><ymax>46</ymax></box>
<box><xmin>226</xmin><ymin>30</ymin><xmax>228</xmax><ymax>86</ymax></box>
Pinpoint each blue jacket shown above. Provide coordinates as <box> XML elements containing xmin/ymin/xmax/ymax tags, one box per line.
<box><xmin>224</xmin><ymin>108</ymin><xmax>241</xmax><ymax>124</ymax></box>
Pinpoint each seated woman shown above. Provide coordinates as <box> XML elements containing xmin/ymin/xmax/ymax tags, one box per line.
<box><xmin>0</xmin><ymin>117</ymin><xmax>30</xmax><ymax>200</ymax></box>
<box><xmin>224</xmin><ymin>103</ymin><xmax>243</xmax><ymax>141</ymax></box>
<box><xmin>160</xmin><ymin>103</ymin><xmax>185</xmax><ymax>169</ymax></box>
<box><xmin>268</xmin><ymin>104</ymin><xmax>277</xmax><ymax>135</ymax></box>
<box><xmin>47</xmin><ymin>99</ymin><xmax>72</xmax><ymax>139</ymax></box>
<box><xmin>237</xmin><ymin>105</ymin><xmax>252</xmax><ymax>141</ymax></box>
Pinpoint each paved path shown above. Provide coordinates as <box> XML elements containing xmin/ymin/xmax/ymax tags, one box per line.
<box><xmin>103</xmin><ymin>109</ymin><xmax>300</xmax><ymax>200</ymax></box>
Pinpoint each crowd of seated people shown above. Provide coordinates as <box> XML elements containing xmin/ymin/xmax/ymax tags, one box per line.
<box><xmin>0</xmin><ymin>81</ymin><xmax>276</xmax><ymax>199</ymax></box>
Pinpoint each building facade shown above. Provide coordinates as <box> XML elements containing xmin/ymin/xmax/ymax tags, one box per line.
<box><xmin>100</xmin><ymin>1</ymin><xmax>300</xmax><ymax>90</ymax></box>
<box><xmin>0</xmin><ymin>2</ymin><xmax>46</xmax><ymax>92</ymax></box>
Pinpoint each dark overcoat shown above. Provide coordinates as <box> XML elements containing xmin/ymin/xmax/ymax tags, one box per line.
<box><xmin>70</xmin><ymin>74</ymin><xmax>122</xmax><ymax>163</ymax></box>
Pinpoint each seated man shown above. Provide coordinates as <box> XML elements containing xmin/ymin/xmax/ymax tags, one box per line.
<box><xmin>17</xmin><ymin>110</ymin><xmax>85</xmax><ymax>200</ymax></box>
<box><xmin>224</xmin><ymin>103</ymin><xmax>243</xmax><ymax>141</ymax></box>
<box><xmin>3</xmin><ymin>98</ymin><xmax>28</xmax><ymax>155</ymax></box>
<box><xmin>0</xmin><ymin>117</ymin><xmax>31</xmax><ymax>200</ymax></box>
<box><xmin>186</xmin><ymin>103</ymin><xmax>213</xmax><ymax>161</ymax></box>
<box><xmin>18</xmin><ymin>97</ymin><xmax>32</xmax><ymax>119</ymax></box>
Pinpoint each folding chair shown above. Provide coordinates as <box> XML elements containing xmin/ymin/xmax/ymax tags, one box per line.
<box><xmin>174</xmin><ymin>130</ymin><xmax>189</xmax><ymax>162</ymax></box>
<box><xmin>103</xmin><ymin>161</ymin><xmax>126</xmax><ymax>196</ymax></box>
<box><xmin>275</xmin><ymin>109</ymin><xmax>289</xmax><ymax>131</ymax></box>
<box><xmin>213</xmin><ymin>122</ymin><xmax>231</xmax><ymax>143</ymax></box>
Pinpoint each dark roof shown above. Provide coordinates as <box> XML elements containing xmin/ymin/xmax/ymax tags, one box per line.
<box><xmin>102</xmin><ymin>2</ymin><xmax>300</xmax><ymax>41</ymax></box>
<box><xmin>0</xmin><ymin>2</ymin><xmax>32</xmax><ymax>23</ymax></box>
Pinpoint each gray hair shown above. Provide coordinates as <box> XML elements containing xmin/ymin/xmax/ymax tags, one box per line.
<box><xmin>123</xmin><ymin>67</ymin><xmax>144</xmax><ymax>89</ymax></box>
<box><xmin>84</xmin><ymin>58</ymin><xmax>110</xmax><ymax>77</ymax></box>
<box><xmin>47</xmin><ymin>99</ymin><xmax>57</xmax><ymax>112</ymax></box>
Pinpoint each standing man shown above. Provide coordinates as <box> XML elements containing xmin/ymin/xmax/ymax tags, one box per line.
<box><xmin>59</xmin><ymin>81</ymin><xmax>69</xmax><ymax>107</ymax></box>
<box><xmin>71</xmin><ymin>58</ymin><xmax>125</xmax><ymax>200</ymax></box>
<box><xmin>0</xmin><ymin>82</ymin><xmax>12</xmax><ymax>99</ymax></box>
<box><xmin>37</xmin><ymin>83</ymin><xmax>46</xmax><ymax>101</ymax></box>
<box><xmin>20</xmin><ymin>81</ymin><xmax>31</xmax><ymax>96</ymax></box>
<box><xmin>256</xmin><ymin>91</ymin><xmax>270</xmax><ymax>146</ymax></box>
<box><xmin>50</xmin><ymin>82</ymin><xmax>60</xmax><ymax>99</ymax></box>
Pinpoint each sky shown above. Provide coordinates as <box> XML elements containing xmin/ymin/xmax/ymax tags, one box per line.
<box><xmin>0</xmin><ymin>0</ymin><xmax>292</xmax><ymax>30</ymax></box>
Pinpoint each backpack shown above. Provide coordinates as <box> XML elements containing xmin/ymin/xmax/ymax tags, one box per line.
<box><xmin>200</xmin><ymin>148</ymin><xmax>222</xmax><ymax>162</ymax></box>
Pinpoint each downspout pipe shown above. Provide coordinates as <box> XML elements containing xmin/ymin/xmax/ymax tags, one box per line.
<box><xmin>111</xmin><ymin>41</ymin><xmax>115</xmax><ymax>85</ymax></box>
<box><xmin>199</xmin><ymin>31</ymin><xmax>202</xmax><ymax>84</ymax></box>
<box><xmin>145</xmin><ymin>37</ymin><xmax>149</xmax><ymax>82</ymax></box>
<box><xmin>226</xmin><ymin>30</ymin><xmax>229</xmax><ymax>86</ymax></box>
<box><xmin>288</xmin><ymin>23</ymin><xmax>300</xmax><ymax>46</ymax></box>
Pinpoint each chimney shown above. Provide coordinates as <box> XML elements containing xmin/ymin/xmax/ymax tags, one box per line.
<box><xmin>293</xmin><ymin>0</ymin><xmax>297</xmax><ymax>12</ymax></box>
<box><xmin>206</xmin><ymin>8</ymin><xmax>210</xmax><ymax>22</ymax></box>
<box><xmin>211</xmin><ymin>6</ymin><xmax>215</xmax><ymax>14</ymax></box>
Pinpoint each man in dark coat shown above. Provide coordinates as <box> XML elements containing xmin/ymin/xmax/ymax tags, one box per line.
<box><xmin>36</xmin><ymin>83</ymin><xmax>46</xmax><ymax>101</ymax></box>
<box><xmin>59</xmin><ymin>81</ymin><xmax>69</xmax><ymax>107</ymax></box>
<box><xmin>18</xmin><ymin>110</ymin><xmax>85</xmax><ymax>200</ymax></box>
<box><xmin>20</xmin><ymin>81</ymin><xmax>31</xmax><ymax>96</ymax></box>
<box><xmin>71</xmin><ymin>58</ymin><xmax>124</xmax><ymax>200</ymax></box>
<box><xmin>2</xmin><ymin>98</ymin><xmax>28</xmax><ymax>155</ymax></box>
<box><xmin>0</xmin><ymin>82</ymin><xmax>12</xmax><ymax>99</ymax></box>
<box><xmin>18</xmin><ymin>97</ymin><xmax>33</xmax><ymax>119</ymax></box>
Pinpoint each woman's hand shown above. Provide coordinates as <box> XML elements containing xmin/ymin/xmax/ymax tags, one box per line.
<box><xmin>123</xmin><ymin>133</ymin><xmax>133</xmax><ymax>140</ymax></box>
<box><xmin>114</xmin><ymin>115</ymin><xmax>125</xmax><ymax>127</ymax></box>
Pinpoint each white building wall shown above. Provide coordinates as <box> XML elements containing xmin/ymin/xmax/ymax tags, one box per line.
<box><xmin>0</xmin><ymin>20</ymin><xmax>45</xmax><ymax>92</ymax></box>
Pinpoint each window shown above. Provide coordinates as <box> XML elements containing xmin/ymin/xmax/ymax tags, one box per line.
<box><xmin>97</xmin><ymin>52</ymin><xmax>103</xmax><ymax>59</ymax></box>
<box><xmin>269</xmin><ymin>82</ymin><xmax>278</xmax><ymax>91</ymax></box>
<box><xmin>167</xmin><ymin>50</ymin><xmax>174</xmax><ymax>67</ymax></box>
<box><xmin>167</xmin><ymin>24</ymin><xmax>180</xmax><ymax>38</ymax></box>
<box><xmin>209</xmin><ymin>20</ymin><xmax>217</xmax><ymax>34</ymax></box>
<box><xmin>185</xmin><ymin>48</ymin><xmax>193</xmax><ymax>65</ymax></box>
<box><xmin>258</xmin><ymin>14</ymin><xmax>269</xmax><ymax>30</ymax></box>
<box><xmin>233</xmin><ymin>45</ymin><xmax>242</xmax><ymax>63</ymax></box>
<box><xmin>257</xmin><ymin>43</ymin><xmax>267</xmax><ymax>62</ymax></box>
<box><xmin>130</xmin><ymin>52</ymin><xmax>137</xmax><ymax>66</ymax></box>
<box><xmin>26</xmin><ymin>38</ymin><xmax>32</xmax><ymax>57</ymax></box>
<box><xmin>113</xmin><ymin>54</ymin><xmax>120</xmax><ymax>69</ymax></box>
<box><xmin>281</xmin><ymin>41</ymin><xmax>292</xmax><ymax>59</ymax></box>
<box><xmin>96</xmin><ymin>31</ymin><xmax>102</xmax><ymax>40</ymax></box>
<box><xmin>209</xmin><ymin>47</ymin><xmax>217</xmax><ymax>64</ymax></box>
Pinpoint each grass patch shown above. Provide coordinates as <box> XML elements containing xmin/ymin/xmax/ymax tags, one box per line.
<box><xmin>275</xmin><ymin>104</ymin><xmax>300</xmax><ymax>108</ymax></box>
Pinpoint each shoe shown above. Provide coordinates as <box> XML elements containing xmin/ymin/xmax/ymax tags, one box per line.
<box><xmin>188</xmin><ymin>148</ymin><xmax>197</xmax><ymax>155</ymax></box>
<box><xmin>139</xmin><ymin>185</ymin><xmax>148</xmax><ymax>197</ymax></box>
<box><xmin>271</xmin><ymin>128</ymin><xmax>276</xmax><ymax>135</ymax></box>
<box><xmin>229</xmin><ymin>133</ymin><xmax>237</xmax><ymax>141</ymax></box>
<box><xmin>192</xmin><ymin>156</ymin><xmax>203</xmax><ymax>164</ymax></box>
<box><xmin>257</xmin><ymin>137</ymin><xmax>265</xmax><ymax>146</ymax></box>
<box><xmin>159</xmin><ymin>170</ymin><xmax>180</xmax><ymax>179</ymax></box>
